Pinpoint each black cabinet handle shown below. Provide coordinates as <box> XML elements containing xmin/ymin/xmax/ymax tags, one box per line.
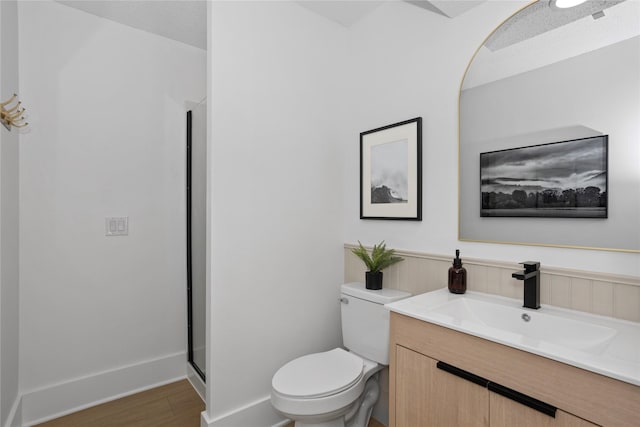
<box><xmin>488</xmin><ymin>382</ymin><xmax>556</xmax><ymax>418</ymax></box>
<box><xmin>436</xmin><ymin>361</ymin><xmax>490</xmax><ymax>388</ymax></box>
<box><xmin>436</xmin><ymin>361</ymin><xmax>556</xmax><ymax>418</ymax></box>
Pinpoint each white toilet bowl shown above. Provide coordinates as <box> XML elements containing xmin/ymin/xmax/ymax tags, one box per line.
<box><xmin>270</xmin><ymin>283</ymin><xmax>411</xmax><ymax>427</ymax></box>
<box><xmin>271</xmin><ymin>348</ymin><xmax>382</xmax><ymax>427</ymax></box>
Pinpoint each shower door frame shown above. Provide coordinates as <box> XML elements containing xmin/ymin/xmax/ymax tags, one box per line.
<box><xmin>186</xmin><ymin>110</ymin><xmax>206</xmax><ymax>382</ymax></box>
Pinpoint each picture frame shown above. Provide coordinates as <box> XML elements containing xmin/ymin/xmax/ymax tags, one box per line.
<box><xmin>360</xmin><ymin>117</ymin><xmax>422</xmax><ymax>220</ymax></box>
<box><xmin>480</xmin><ymin>135</ymin><xmax>608</xmax><ymax>218</ymax></box>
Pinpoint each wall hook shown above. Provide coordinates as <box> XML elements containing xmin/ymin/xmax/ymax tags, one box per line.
<box><xmin>1</xmin><ymin>93</ymin><xmax>29</xmax><ymax>131</ymax></box>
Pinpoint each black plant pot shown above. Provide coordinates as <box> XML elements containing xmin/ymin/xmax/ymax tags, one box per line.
<box><xmin>365</xmin><ymin>271</ymin><xmax>383</xmax><ymax>290</ymax></box>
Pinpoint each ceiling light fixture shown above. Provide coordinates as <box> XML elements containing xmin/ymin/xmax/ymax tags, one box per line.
<box><xmin>549</xmin><ymin>0</ymin><xmax>589</xmax><ymax>9</ymax></box>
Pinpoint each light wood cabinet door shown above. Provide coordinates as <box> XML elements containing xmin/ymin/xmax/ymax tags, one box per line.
<box><xmin>490</xmin><ymin>392</ymin><xmax>598</xmax><ymax>427</ymax></box>
<box><xmin>395</xmin><ymin>345</ymin><xmax>489</xmax><ymax>427</ymax></box>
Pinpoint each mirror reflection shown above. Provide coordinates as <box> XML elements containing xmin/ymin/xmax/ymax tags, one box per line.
<box><xmin>459</xmin><ymin>0</ymin><xmax>639</xmax><ymax>252</ymax></box>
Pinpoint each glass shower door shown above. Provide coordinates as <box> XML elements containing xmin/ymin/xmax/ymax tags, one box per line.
<box><xmin>187</xmin><ymin>100</ymin><xmax>206</xmax><ymax>380</ymax></box>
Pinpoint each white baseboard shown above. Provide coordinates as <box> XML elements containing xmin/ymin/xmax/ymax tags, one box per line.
<box><xmin>201</xmin><ymin>396</ymin><xmax>288</xmax><ymax>427</ymax></box>
<box><xmin>20</xmin><ymin>351</ymin><xmax>187</xmax><ymax>426</ymax></box>
<box><xmin>4</xmin><ymin>394</ymin><xmax>22</xmax><ymax>427</ymax></box>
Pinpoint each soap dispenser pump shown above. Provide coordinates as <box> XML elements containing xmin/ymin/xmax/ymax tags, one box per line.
<box><xmin>448</xmin><ymin>249</ymin><xmax>467</xmax><ymax>294</ymax></box>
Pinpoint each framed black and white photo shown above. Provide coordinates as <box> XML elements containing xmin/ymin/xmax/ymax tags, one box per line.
<box><xmin>360</xmin><ymin>117</ymin><xmax>422</xmax><ymax>220</ymax></box>
<box><xmin>480</xmin><ymin>135</ymin><xmax>608</xmax><ymax>218</ymax></box>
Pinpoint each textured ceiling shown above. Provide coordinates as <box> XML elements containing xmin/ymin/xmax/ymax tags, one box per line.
<box><xmin>486</xmin><ymin>0</ymin><xmax>627</xmax><ymax>51</ymax></box>
<box><xmin>464</xmin><ymin>0</ymin><xmax>640</xmax><ymax>89</ymax></box>
<box><xmin>53</xmin><ymin>0</ymin><xmax>636</xmax><ymax>69</ymax></box>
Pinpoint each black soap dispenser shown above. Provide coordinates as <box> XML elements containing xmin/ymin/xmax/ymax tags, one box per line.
<box><xmin>448</xmin><ymin>249</ymin><xmax>467</xmax><ymax>294</ymax></box>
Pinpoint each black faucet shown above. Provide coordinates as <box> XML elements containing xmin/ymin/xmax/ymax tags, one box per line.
<box><xmin>511</xmin><ymin>261</ymin><xmax>540</xmax><ymax>309</ymax></box>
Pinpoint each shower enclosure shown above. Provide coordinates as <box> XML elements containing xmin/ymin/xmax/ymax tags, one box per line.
<box><xmin>186</xmin><ymin>100</ymin><xmax>206</xmax><ymax>381</ymax></box>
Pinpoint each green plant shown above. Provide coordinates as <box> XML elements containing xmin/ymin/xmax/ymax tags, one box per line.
<box><xmin>351</xmin><ymin>241</ymin><xmax>404</xmax><ymax>273</ymax></box>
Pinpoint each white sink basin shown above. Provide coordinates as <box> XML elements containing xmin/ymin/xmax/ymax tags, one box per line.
<box><xmin>428</xmin><ymin>296</ymin><xmax>617</xmax><ymax>353</ymax></box>
<box><xmin>386</xmin><ymin>288</ymin><xmax>640</xmax><ymax>386</ymax></box>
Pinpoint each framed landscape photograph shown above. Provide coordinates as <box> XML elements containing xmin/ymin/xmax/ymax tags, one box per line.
<box><xmin>480</xmin><ymin>135</ymin><xmax>608</xmax><ymax>218</ymax></box>
<box><xmin>360</xmin><ymin>117</ymin><xmax>422</xmax><ymax>220</ymax></box>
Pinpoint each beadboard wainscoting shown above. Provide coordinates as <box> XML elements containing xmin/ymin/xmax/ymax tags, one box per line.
<box><xmin>344</xmin><ymin>244</ymin><xmax>640</xmax><ymax>322</ymax></box>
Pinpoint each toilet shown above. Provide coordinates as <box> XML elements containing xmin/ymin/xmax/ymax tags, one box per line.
<box><xmin>271</xmin><ymin>282</ymin><xmax>411</xmax><ymax>427</ymax></box>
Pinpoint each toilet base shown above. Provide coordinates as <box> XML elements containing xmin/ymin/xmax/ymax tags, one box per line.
<box><xmin>295</xmin><ymin>420</ymin><xmax>346</xmax><ymax>427</ymax></box>
<box><xmin>291</xmin><ymin>373</ymin><xmax>380</xmax><ymax>427</ymax></box>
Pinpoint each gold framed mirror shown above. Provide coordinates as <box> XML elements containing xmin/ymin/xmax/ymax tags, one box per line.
<box><xmin>459</xmin><ymin>0</ymin><xmax>639</xmax><ymax>253</ymax></box>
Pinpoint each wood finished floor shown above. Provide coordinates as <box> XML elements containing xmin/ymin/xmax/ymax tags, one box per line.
<box><xmin>36</xmin><ymin>379</ymin><xmax>385</xmax><ymax>427</ymax></box>
<box><xmin>35</xmin><ymin>380</ymin><xmax>204</xmax><ymax>427</ymax></box>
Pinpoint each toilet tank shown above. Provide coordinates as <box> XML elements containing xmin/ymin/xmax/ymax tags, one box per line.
<box><xmin>340</xmin><ymin>282</ymin><xmax>411</xmax><ymax>365</ymax></box>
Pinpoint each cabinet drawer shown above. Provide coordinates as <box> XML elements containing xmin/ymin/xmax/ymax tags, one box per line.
<box><xmin>395</xmin><ymin>345</ymin><xmax>489</xmax><ymax>427</ymax></box>
<box><xmin>490</xmin><ymin>392</ymin><xmax>598</xmax><ymax>427</ymax></box>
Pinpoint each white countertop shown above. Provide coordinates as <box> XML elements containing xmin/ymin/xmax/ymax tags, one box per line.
<box><xmin>386</xmin><ymin>288</ymin><xmax>640</xmax><ymax>386</ymax></box>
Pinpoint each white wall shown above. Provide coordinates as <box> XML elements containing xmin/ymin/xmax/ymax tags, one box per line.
<box><xmin>18</xmin><ymin>0</ymin><xmax>205</xmax><ymax>421</ymax></box>
<box><xmin>0</xmin><ymin>1</ymin><xmax>21</xmax><ymax>425</ymax></box>
<box><xmin>207</xmin><ymin>1</ymin><xmax>347</xmax><ymax>423</ymax></box>
<box><xmin>343</xmin><ymin>0</ymin><xmax>640</xmax><ymax>277</ymax></box>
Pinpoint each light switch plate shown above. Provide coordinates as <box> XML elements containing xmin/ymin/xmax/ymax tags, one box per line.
<box><xmin>105</xmin><ymin>217</ymin><xmax>128</xmax><ymax>236</ymax></box>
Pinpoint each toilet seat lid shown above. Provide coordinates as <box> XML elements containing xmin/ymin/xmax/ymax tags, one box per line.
<box><xmin>272</xmin><ymin>348</ymin><xmax>364</xmax><ymax>399</ymax></box>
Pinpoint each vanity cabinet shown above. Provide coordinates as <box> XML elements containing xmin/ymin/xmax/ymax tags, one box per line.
<box><xmin>389</xmin><ymin>312</ymin><xmax>640</xmax><ymax>427</ymax></box>
<box><xmin>396</xmin><ymin>346</ymin><xmax>488</xmax><ymax>426</ymax></box>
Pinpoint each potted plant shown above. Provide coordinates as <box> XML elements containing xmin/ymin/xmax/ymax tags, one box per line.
<box><xmin>351</xmin><ymin>241</ymin><xmax>404</xmax><ymax>290</ymax></box>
